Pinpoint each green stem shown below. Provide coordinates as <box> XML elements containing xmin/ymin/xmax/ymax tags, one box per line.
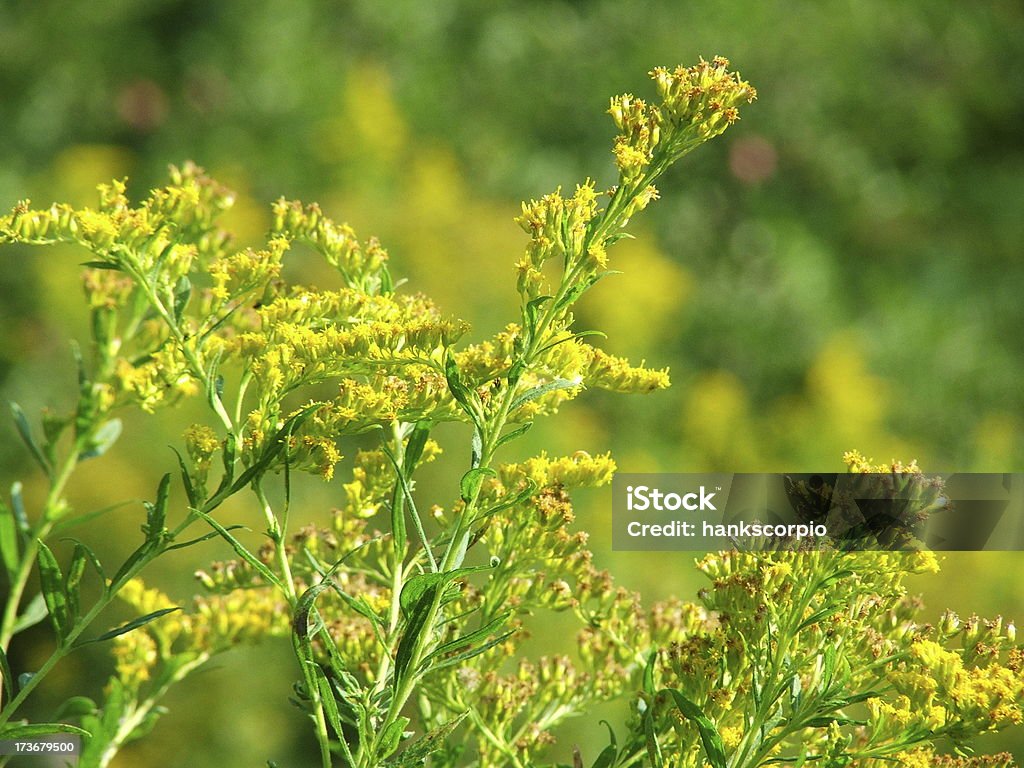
<box><xmin>294</xmin><ymin>635</ymin><xmax>335</xmax><ymax>768</ymax></box>
<box><xmin>0</xmin><ymin>444</ymin><xmax>81</xmax><ymax>650</ymax></box>
<box><xmin>96</xmin><ymin>654</ymin><xmax>210</xmax><ymax>768</ymax></box>
<box><xmin>0</xmin><ymin>543</ymin><xmax>164</xmax><ymax>729</ymax></box>
<box><xmin>254</xmin><ymin>481</ymin><xmax>297</xmax><ymax>604</ymax></box>
<box><xmin>374</xmin><ymin>423</ymin><xmax>411</xmax><ymax>697</ymax></box>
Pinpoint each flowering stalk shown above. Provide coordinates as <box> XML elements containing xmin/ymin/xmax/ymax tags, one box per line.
<box><xmin>5</xmin><ymin>58</ymin><xmax>1019</xmax><ymax>768</ymax></box>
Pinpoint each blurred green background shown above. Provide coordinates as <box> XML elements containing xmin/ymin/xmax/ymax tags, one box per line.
<box><xmin>1</xmin><ymin>0</ymin><xmax>1023</xmax><ymax>764</ymax></box>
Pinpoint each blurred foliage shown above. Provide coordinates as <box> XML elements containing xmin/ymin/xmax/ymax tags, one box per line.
<box><xmin>1</xmin><ymin>0</ymin><xmax>1023</xmax><ymax>764</ymax></box>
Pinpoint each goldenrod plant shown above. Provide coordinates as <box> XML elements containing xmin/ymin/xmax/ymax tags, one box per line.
<box><xmin>0</xmin><ymin>58</ymin><xmax>1020</xmax><ymax>768</ymax></box>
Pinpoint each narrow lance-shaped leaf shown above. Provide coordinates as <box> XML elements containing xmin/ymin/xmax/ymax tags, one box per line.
<box><xmin>0</xmin><ymin>722</ymin><xmax>90</xmax><ymax>739</ymax></box>
<box><xmin>443</xmin><ymin>353</ymin><xmax>482</xmax><ymax>429</ymax></box>
<box><xmin>36</xmin><ymin>540</ymin><xmax>71</xmax><ymax>641</ymax></box>
<box><xmin>425</xmin><ymin>629</ymin><xmax>516</xmax><ymax>672</ymax></box>
<box><xmin>386</xmin><ymin>713</ymin><xmax>467</xmax><ymax>768</ymax></box>
<box><xmin>509</xmin><ymin>376</ymin><xmax>583</xmax><ymax>413</ymax></box>
<box><xmin>378</xmin><ymin>716</ymin><xmax>411</xmax><ymax>760</ymax></box>
<box><xmin>394</xmin><ymin>563</ymin><xmax>499</xmax><ymax>686</ymax></box>
<box><xmin>0</xmin><ymin>493</ymin><xmax>20</xmax><ymax>581</ymax></box>
<box><xmin>77</xmin><ymin>418</ymin><xmax>122</xmax><ymax>461</ymax></box>
<box><xmin>82</xmin><ymin>607</ymin><xmax>181</xmax><ymax>645</ymax></box>
<box><xmin>459</xmin><ymin>467</ymin><xmax>496</xmax><ymax>505</ymax></box>
<box><xmin>424</xmin><ymin>610</ymin><xmax>513</xmax><ymax>664</ymax></box>
<box><xmin>10</xmin><ymin>592</ymin><xmax>48</xmax><ymax>636</ymax></box>
<box><xmin>665</xmin><ymin>688</ymin><xmax>728</xmax><ymax>768</ymax></box>
<box><xmin>63</xmin><ymin>542</ymin><xmax>92</xmax><ymax>624</ymax></box>
<box><xmin>10</xmin><ymin>402</ymin><xmax>51</xmax><ymax>478</ymax></box>
<box><xmin>143</xmin><ymin>473</ymin><xmax>171</xmax><ymax>543</ymax></box>
<box><xmin>382</xmin><ymin>439</ymin><xmax>437</xmax><ymax>571</ymax></box>
<box><xmin>590</xmin><ymin>721</ymin><xmax>619</xmax><ymax>768</ymax></box>
<box><xmin>9</xmin><ymin>482</ymin><xmax>28</xmax><ymax>534</ymax></box>
<box><xmin>0</xmin><ymin>645</ymin><xmax>13</xmax><ymax>702</ymax></box>
<box><xmin>194</xmin><ymin>510</ymin><xmax>284</xmax><ymax>591</ymax></box>
<box><xmin>171</xmin><ymin>446</ymin><xmax>200</xmax><ymax>510</ymax></box>
<box><xmin>495</xmin><ymin>421</ymin><xmax>533</xmax><ymax>450</ymax></box>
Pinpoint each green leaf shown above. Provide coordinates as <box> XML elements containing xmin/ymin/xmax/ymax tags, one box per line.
<box><xmin>11</xmin><ymin>592</ymin><xmax>48</xmax><ymax>636</ymax></box>
<box><xmin>494</xmin><ymin>421</ymin><xmax>533</xmax><ymax>450</ymax></box>
<box><xmin>54</xmin><ymin>695</ymin><xmax>99</xmax><ymax>719</ymax></box>
<box><xmin>10</xmin><ymin>481</ymin><xmax>29</xmax><ymax>533</ymax></box>
<box><xmin>307</xmin><ymin>663</ymin><xmax>348</xmax><ymax>749</ymax></box>
<box><xmin>63</xmin><ymin>542</ymin><xmax>92</xmax><ymax>623</ymax></box>
<box><xmin>78</xmin><ymin>418</ymin><xmax>122</xmax><ymax>460</ymax></box>
<box><xmin>591</xmin><ymin>721</ymin><xmax>618</xmax><ymax>768</ymax></box>
<box><xmin>403</xmin><ymin>423</ymin><xmax>431</xmax><ymax>473</ymax></box>
<box><xmin>395</xmin><ymin>566</ymin><xmax>492</xmax><ymax>687</ymax></box>
<box><xmin>803</xmin><ymin>716</ymin><xmax>866</xmax><ymax>728</ymax></box>
<box><xmin>426</xmin><ymin>629</ymin><xmax>515</xmax><ymax>672</ymax></box>
<box><xmin>399</xmin><ymin>572</ymin><xmax>448</xmax><ymax>620</ymax></box>
<box><xmin>80</xmin><ymin>260</ymin><xmax>122</xmax><ymax>271</ymax></box>
<box><xmin>172</xmin><ymin>276</ymin><xmax>192</xmax><ymax>321</ymax></box>
<box><xmin>478</xmin><ymin>479</ymin><xmax>538</xmax><ymax>520</ymax></box>
<box><xmin>553</xmin><ymin>270</ymin><xmax>620</xmax><ymax>312</ymax></box>
<box><xmin>398</xmin><ymin>563</ymin><xmax>494</xmax><ymax>621</ymax></box>
<box><xmin>224</xmin><ymin>403</ymin><xmax>320</xmax><ymax>498</ymax></box>
<box><xmin>37</xmin><ymin>540</ymin><xmax>71</xmax><ymax>641</ymax></box>
<box><xmin>142</xmin><ymin>473</ymin><xmax>171</xmax><ymax>543</ymax></box>
<box><xmin>208</xmin><ymin>432</ymin><xmax>237</xmax><ymax>505</ymax></box>
<box><xmin>164</xmin><ymin>525</ymin><xmax>245</xmax><ymax>552</ymax></box>
<box><xmin>521</xmin><ymin>295</ymin><xmax>553</xmax><ymax>347</ymax></box>
<box><xmin>536</xmin><ymin>329</ymin><xmax>607</xmax><ymax>356</ymax></box>
<box><xmin>50</xmin><ymin>500</ymin><xmax>133</xmax><ymax>536</ymax></box>
<box><xmin>10</xmin><ymin>401</ymin><xmax>51</xmax><ymax>477</ymax></box>
<box><xmin>0</xmin><ymin>494</ymin><xmax>20</xmax><ymax>581</ymax></box>
<box><xmin>83</xmin><ymin>607</ymin><xmax>180</xmax><ymax>645</ymax></box>
<box><xmin>194</xmin><ymin>511</ymin><xmax>284</xmax><ymax>591</ymax></box>
<box><xmin>386</xmin><ymin>713</ymin><xmax>467</xmax><ymax>768</ymax></box>
<box><xmin>108</xmin><ymin>539</ymin><xmax>161</xmax><ymax>594</ymax></box>
<box><xmin>424</xmin><ymin>611</ymin><xmax>513</xmax><ymax>664</ymax></box>
<box><xmin>642</xmin><ymin>650</ymin><xmax>658</xmax><ymax>696</ymax></box>
<box><xmin>293</xmin><ymin>581</ymin><xmax>332</xmax><ymax>638</ymax></box>
<box><xmin>171</xmin><ymin>447</ymin><xmax>201</xmax><ymax>510</ymax></box>
<box><xmin>665</xmin><ymin>689</ymin><xmax>727</xmax><ymax>768</ymax></box>
<box><xmin>796</xmin><ymin>606</ymin><xmax>836</xmax><ymax>632</ymax></box>
<box><xmin>0</xmin><ymin>645</ymin><xmax>12</xmax><ymax>702</ymax></box>
<box><xmin>443</xmin><ymin>353</ymin><xmax>481</xmax><ymax>427</ymax></box>
<box><xmin>378</xmin><ymin>716</ymin><xmax>410</xmax><ymax>760</ymax></box>
<box><xmin>379</xmin><ymin>265</ymin><xmax>394</xmax><ymax>295</ymax></box>
<box><xmin>460</xmin><ymin>467</ymin><xmax>496</xmax><ymax>504</ymax></box>
<box><xmin>643</xmin><ymin>707</ymin><xmax>664</xmax><ymax>768</ymax></box>
<box><xmin>820</xmin><ymin>645</ymin><xmax>836</xmax><ymax>692</ymax></box>
<box><xmin>605</xmin><ymin>231</ymin><xmax>635</xmax><ymax>246</ymax></box>
<box><xmin>509</xmin><ymin>376</ymin><xmax>582</xmax><ymax>413</ymax></box>
<box><xmin>0</xmin><ymin>722</ymin><xmax>90</xmax><ymax>739</ymax></box>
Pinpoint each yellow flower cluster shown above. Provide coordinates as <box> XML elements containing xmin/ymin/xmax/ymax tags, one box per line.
<box><xmin>111</xmin><ymin>578</ymin><xmax>290</xmax><ymax>692</ymax></box>
<box><xmin>228</xmin><ymin>293</ymin><xmax>465</xmax><ymax>400</ymax></box>
<box><xmin>113</xmin><ymin>345</ymin><xmax>199</xmax><ymax>412</ymax></box>
<box><xmin>609</xmin><ymin>56</ymin><xmax>756</xmax><ymax>181</ymax></box>
<box><xmin>892</xmin><ymin>638</ymin><xmax>1024</xmax><ymax>732</ymax></box>
<box><xmin>496</xmin><ymin>451</ymin><xmax>616</xmax><ymax>491</ymax></box>
<box><xmin>271</xmin><ymin>198</ymin><xmax>389</xmax><ymax>290</ymax></box>
<box><xmin>209</xmin><ymin>238</ymin><xmax>288</xmax><ymax>302</ymax></box>
<box><xmin>844</xmin><ymin>449</ymin><xmax>922</xmax><ymax>474</ymax></box>
<box><xmin>514</xmin><ymin>182</ymin><xmax>601</xmax><ymax>298</ymax></box>
<box><xmin>586</xmin><ymin>347</ymin><xmax>670</xmax><ymax>393</ymax></box>
<box><xmin>1</xmin><ymin>163</ymin><xmax>231</xmax><ymax>277</ymax></box>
